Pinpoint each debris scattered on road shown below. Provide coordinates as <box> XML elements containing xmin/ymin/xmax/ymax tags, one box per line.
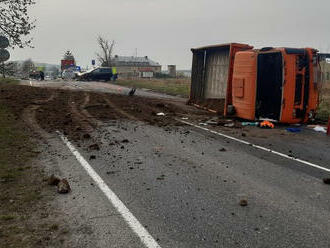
<box><xmin>156</xmin><ymin>112</ymin><xmax>165</xmax><ymax>116</ymax></box>
<box><xmin>205</xmin><ymin>118</ymin><xmax>218</xmax><ymax>125</ymax></box>
<box><xmin>199</xmin><ymin>122</ymin><xmax>208</xmax><ymax>126</ymax></box>
<box><xmin>181</xmin><ymin>117</ymin><xmax>189</xmax><ymax>120</ymax></box>
<box><xmin>286</xmin><ymin>128</ymin><xmax>302</xmax><ymax>133</ymax></box>
<box><xmin>239</xmin><ymin>199</ymin><xmax>248</xmax><ymax>207</ymax></box>
<box><xmin>89</xmin><ymin>155</ymin><xmax>96</xmax><ymax>160</ymax></box>
<box><xmin>128</xmin><ymin>88</ymin><xmax>136</xmax><ymax>96</ymax></box>
<box><xmin>224</xmin><ymin>123</ymin><xmax>235</xmax><ymax>128</ymax></box>
<box><xmin>313</xmin><ymin>126</ymin><xmax>327</xmax><ymax>133</ymax></box>
<box><xmin>89</xmin><ymin>143</ymin><xmax>100</xmax><ymax>151</ymax></box>
<box><xmin>157</xmin><ymin>175</ymin><xmax>166</xmax><ymax>180</ymax></box>
<box><xmin>323</xmin><ymin>178</ymin><xmax>330</xmax><ymax>184</ymax></box>
<box><xmin>260</xmin><ymin>120</ymin><xmax>275</xmax><ymax>129</ymax></box>
<box><xmin>57</xmin><ymin>179</ymin><xmax>71</xmax><ymax>194</ymax></box>
<box><xmin>242</xmin><ymin>122</ymin><xmax>259</xmax><ymax>127</ymax></box>
<box><xmin>47</xmin><ymin>174</ymin><xmax>60</xmax><ymax>186</ymax></box>
<box><xmin>83</xmin><ymin>133</ymin><xmax>91</xmax><ymax>139</ymax></box>
<box><xmin>122</xmin><ymin>139</ymin><xmax>129</xmax><ymax>143</ymax></box>
<box><xmin>106</xmin><ymin>171</ymin><xmax>118</xmax><ymax>175</ymax></box>
<box><xmin>219</xmin><ymin>148</ymin><xmax>227</xmax><ymax>152</ymax></box>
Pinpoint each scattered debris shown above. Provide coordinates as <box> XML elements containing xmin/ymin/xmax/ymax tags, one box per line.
<box><xmin>286</xmin><ymin>128</ymin><xmax>301</xmax><ymax>133</ymax></box>
<box><xmin>89</xmin><ymin>143</ymin><xmax>100</xmax><ymax>151</ymax></box>
<box><xmin>323</xmin><ymin>178</ymin><xmax>330</xmax><ymax>185</ymax></box>
<box><xmin>89</xmin><ymin>155</ymin><xmax>96</xmax><ymax>160</ymax></box>
<box><xmin>224</xmin><ymin>123</ymin><xmax>235</xmax><ymax>128</ymax></box>
<box><xmin>57</xmin><ymin>179</ymin><xmax>71</xmax><ymax>194</ymax></box>
<box><xmin>128</xmin><ymin>88</ymin><xmax>136</xmax><ymax>96</ymax></box>
<box><xmin>47</xmin><ymin>174</ymin><xmax>60</xmax><ymax>186</ymax></box>
<box><xmin>239</xmin><ymin>199</ymin><xmax>248</xmax><ymax>207</ymax></box>
<box><xmin>156</xmin><ymin>103</ymin><xmax>165</xmax><ymax>108</ymax></box>
<box><xmin>205</xmin><ymin>118</ymin><xmax>218</xmax><ymax>125</ymax></box>
<box><xmin>219</xmin><ymin>148</ymin><xmax>227</xmax><ymax>152</ymax></box>
<box><xmin>156</xmin><ymin>112</ymin><xmax>165</xmax><ymax>116</ymax></box>
<box><xmin>313</xmin><ymin>126</ymin><xmax>327</xmax><ymax>133</ymax></box>
<box><xmin>260</xmin><ymin>121</ymin><xmax>275</xmax><ymax>129</ymax></box>
<box><xmin>199</xmin><ymin>122</ymin><xmax>208</xmax><ymax>126</ymax></box>
<box><xmin>156</xmin><ymin>175</ymin><xmax>166</xmax><ymax>180</ymax></box>
<box><xmin>181</xmin><ymin>117</ymin><xmax>189</xmax><ymax>120</ymax></box>
<box><xmin>241</xmin><ymin>122</ymin><xmax>259</xmax><ymax>127</ymax></box>
<box><xmin>83</xmin><ymin>133</ymin><xmax>91</xmax><ymax>139</ymax></box>
<box><xmin>122</xmin><ymin>139</ymin><xmax>129</xmax><ymax>143</ymax></box>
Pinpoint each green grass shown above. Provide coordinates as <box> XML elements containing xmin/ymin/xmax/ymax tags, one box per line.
<box><xmin>317</xmin><ymin>100</ymin><xmax>330</xmax><ymax>121</ymax></box>
<box><xmin>0</xmin><ymin>77</ymin><xmax>19</xmax><ymax>85</ymax></box>
<box><xmin>317</xmin><ymin>84</ymin><xmax>330</xmax><ymax>122</ymax></box>
<box><xmin>115</xmin><ymin>78</ymin><xmax>191</xmax><ymax>97</ymax></box>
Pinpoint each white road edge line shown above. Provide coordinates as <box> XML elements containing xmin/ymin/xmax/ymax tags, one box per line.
<box><xmin>178</xmin><ymin>120</ymin><xmax>330</xmax><ymax>173</ymax></box>
<box><xmin>57</xmin><ymin>132</ymin><xmax>161</xmax><ymax>248</ymax></box>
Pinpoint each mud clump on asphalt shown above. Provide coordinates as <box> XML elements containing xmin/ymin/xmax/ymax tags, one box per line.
<box><xmin>89</xmin><ymin>143</ymin><xmax>100</xmax><ymax>151</ymax></box>
<box><xmin>57</xmin><ymin>179</ymin><xmax>71</xmax><ymax>194</ymax></box>
<box><xmin>323</xmin><ymin>178</ymin><xmax>330</xmax><ymax>184</ymax></box>
<box><xmin>239</xmin><ymin>199</ymin><xmax>248</xmax><ymax>207</ymax></box>
<box><xmin>47</xmin><ymin>174</ymin><xmax>61</xmax><ymax>186</ymax></box>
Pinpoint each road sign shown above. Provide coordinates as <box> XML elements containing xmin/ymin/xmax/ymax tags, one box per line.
<box><xmin>92</xmin><ymin>59</ymin><xmax>95</xmax><ymax>65</ymax></box>
<box><xmin>0</xmin><ymin>36</ymin><xmax>9</xmax><ymax>49</ymax></box>
<box><xmin>0</xmin><ymin>48</ymin><xmax>10</xmax><ymax>62</ymax></box>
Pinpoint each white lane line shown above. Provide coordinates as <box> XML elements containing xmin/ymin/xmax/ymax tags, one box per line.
<box><xmin>57</xmin><ymin>132</ymin><xmax>161</xmax><ymax>248</ymax></box>
<box><xmin>179</xmin><ymin>120</ymin><xmax>330</xmax><ymax>173</ymax></box>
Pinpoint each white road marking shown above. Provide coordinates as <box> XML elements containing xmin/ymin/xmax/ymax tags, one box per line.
<box><xmin>57</xmin><ymin>132</ymin><xmax>161</xmax><ymax>248</ymax></box>
<box><xmin>179</xmin><ymin>120</ymin><xmax>330</xmax><ymax>173</ymax></box>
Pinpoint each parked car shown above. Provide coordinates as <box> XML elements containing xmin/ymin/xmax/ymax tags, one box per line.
<box><xmin>77</xmin><ymin>67</ymin><xmax>113</xmax><ymax>81</ymax></box>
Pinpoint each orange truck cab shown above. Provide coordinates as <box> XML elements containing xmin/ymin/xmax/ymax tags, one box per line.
<box><xmin>232</xmin><ymin>47</ymin><xmax>320</xmax><ymax>123</ymax></box>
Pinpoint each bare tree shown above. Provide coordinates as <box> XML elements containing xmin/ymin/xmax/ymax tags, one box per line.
<box><xmin>96</xmin><ymin>35</ymin><xmax>115</xmax><ymax>67</ymax></box>
<box><xmin>0</xmin><ymin>0</ymin><xmax>35</xmax><ymax>48</ymax></box>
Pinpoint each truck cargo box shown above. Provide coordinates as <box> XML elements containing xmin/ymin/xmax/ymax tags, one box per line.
<box><xmin>189</xmin><ymin>43</ymin><xmax>253</xmax><ymax>115</ymax></box>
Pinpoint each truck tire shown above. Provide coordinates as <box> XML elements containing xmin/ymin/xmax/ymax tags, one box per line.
<box><xmin>227</xmin><ymin>105</ymin><xmax>236</xmax><ymax>115</ymax></box>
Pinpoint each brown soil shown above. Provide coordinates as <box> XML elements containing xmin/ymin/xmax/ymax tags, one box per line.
<box><xmin>0</xmin><ymin>84</ymin><xmax>211</xmax><ymax>142</ymax></box>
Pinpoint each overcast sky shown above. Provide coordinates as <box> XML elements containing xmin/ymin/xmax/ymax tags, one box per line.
<box><xmin>9</xmin><ymin>0</ymin><xmax>330</xmax><ymax>69</ymax></box>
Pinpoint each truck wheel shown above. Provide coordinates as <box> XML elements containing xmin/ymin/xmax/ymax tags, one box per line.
<box><xmin>227</xmin><ymin>105</ymin><xmax>236</xmax><ymax>115</ymax></box>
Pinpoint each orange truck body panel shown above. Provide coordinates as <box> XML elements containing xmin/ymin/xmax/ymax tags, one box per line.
<box><xmin>232</xmin><ymin>47</ymin><xmax>320</xmax><ymax>123</ymax></box>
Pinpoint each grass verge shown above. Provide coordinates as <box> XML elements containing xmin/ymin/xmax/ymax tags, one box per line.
<box><xmin>317</xmin><ymin>84</ymin><xmax>330</xmax><ymax>122</ymax></box>
<box><xmin>0</xmin><ymin>77</ymin><xmax>19</xmax><ymax>85</ymax></box>
<box><xmin>115</xmin><ymin>78</ymin><xmax>190</xmax><ymax>97</ymax></box>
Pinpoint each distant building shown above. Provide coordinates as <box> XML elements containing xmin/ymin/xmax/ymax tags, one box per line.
<box><xmin>61</xmin><ymin>51</ymin><xmax>76</xmax><ymax>71</ymax></box>
<box><xmin>111</xmin><ymin>55</ymin><xmax>161</xmax><ymax>78</ymax></box>
<box><xmin>168</xmin><ymin>65</ymin><xmax>177</xmax><ymax>77</ymax></box>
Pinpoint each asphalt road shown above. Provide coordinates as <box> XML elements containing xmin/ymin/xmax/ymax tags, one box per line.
<box><xmin>26</xmin><ymin>80</ymin><xmax>330</xmax><ymax>247</ymax></box>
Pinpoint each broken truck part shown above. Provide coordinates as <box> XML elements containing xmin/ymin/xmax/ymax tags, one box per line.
<box><xmin>189</xmin><ymin>43</ymin><xmax>321</xmax><ymax>124</ymax></box>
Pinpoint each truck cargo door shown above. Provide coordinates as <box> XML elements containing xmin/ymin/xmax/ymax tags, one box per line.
<box><xmin>256</xmin><ymin>52</ymin><xmax>283</xmax><ymax>121</ymax></box>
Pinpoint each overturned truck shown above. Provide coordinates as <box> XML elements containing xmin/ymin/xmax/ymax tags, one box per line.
<box><xmin>189</xmin><ymin>43</ymin><xmax>320</xmax><ymax>124</ymax></box>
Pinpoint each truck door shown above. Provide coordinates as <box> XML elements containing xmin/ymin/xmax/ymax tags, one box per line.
<box><xmin>256</xmin><ymin>52</ymin><xmax>283</xmax><ymax>121</ymax></box>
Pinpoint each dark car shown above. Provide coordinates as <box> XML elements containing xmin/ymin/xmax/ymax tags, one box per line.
<box><xmin>78</xmin><ymin>67</ymin><xmax>113</xmax><ymax>81</ymax></box>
